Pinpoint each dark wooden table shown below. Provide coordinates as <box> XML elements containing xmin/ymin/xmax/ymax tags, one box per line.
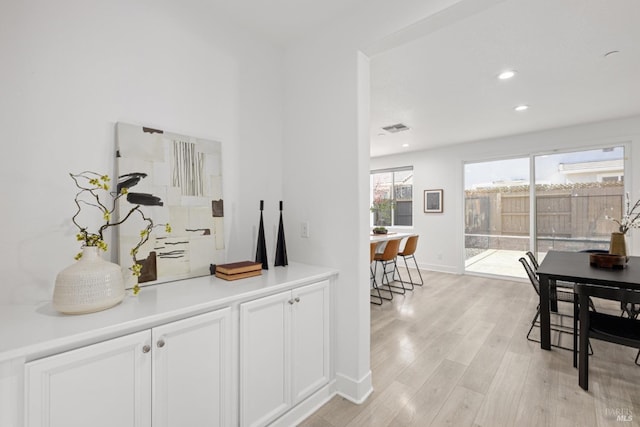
<box><xmin>537</xmin><ymin>250</ymin><xmax>640</xmax><ymax>350</ymax></box>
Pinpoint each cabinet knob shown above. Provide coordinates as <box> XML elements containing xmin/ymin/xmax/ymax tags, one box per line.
<box><xmin>157</xmin><ymin>339</ymin><xmax>166</xmax><ymax>348</ymax></box>
<box><xmin>142</xmin><ymin>345</ymin><xmax>151</xmax><ymax>354</ymax></box>
<box><xmin>294</xmin><ymin>297</ymin><xmax>300</xmax><ymax>303</ymax></box>
<box><xmin>288</xmin><ymin>299</ymin><xmax>294</xmax><ymax>305</ymax></box>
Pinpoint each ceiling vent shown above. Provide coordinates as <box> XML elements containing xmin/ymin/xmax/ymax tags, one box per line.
<box><xmin>382</xmin><ymin>123</ymin><xmax>410</xmax><ymax>133</ymax></box>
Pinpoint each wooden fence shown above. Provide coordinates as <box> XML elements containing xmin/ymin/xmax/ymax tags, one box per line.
<box><xmin>465</xmin><ymin>182</ymin><xmax>623</xmax><ymax>250</ymax></box>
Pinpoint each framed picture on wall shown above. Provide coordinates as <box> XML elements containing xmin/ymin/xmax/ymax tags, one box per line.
<box><xmin>424</xmin><ymin>189</ymin><xmax>443</xmax><ymax>213</ymax></box>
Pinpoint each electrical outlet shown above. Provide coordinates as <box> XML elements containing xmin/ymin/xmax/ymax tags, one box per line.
<box><xmin>301</xmin><ymin>222</ymin><xmax>310</xmax><ymax>238</ymax></box>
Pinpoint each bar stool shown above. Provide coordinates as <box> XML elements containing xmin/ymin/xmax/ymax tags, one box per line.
<box><xmin>373</xmin><ymin>239</ymin><xmax>406</xmax><ymax>295</ymax></box>
<box><xmin>370</xmin><ymin>242</ymin><xmax>390</xmax><ymax>305</ymax></box>
<box><xmin>396</xmin><ymin>235</ymin><xmax>423</xmax><ymax>288</ymax></box>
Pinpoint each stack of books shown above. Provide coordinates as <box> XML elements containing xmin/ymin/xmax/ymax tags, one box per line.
<box><xmin>215</xmin><ymin>261</ymin><xmax>263</xmax><ymax>281</ymax></box>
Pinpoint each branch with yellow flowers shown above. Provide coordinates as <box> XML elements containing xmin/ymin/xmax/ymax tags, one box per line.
<box><xmin>69</xmin><ymin>171</ymin><xmax>170</xmax><ymax>295</ymax></box>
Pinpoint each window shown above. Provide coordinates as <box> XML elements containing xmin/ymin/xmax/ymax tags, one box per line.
<box><xmin>463</xmin><ymin>145</ymin><xmax>625</xmax><ymax>279</ymax></box>
<box><xmin>534</xmin><ymin>146</ymin><xmax>624</xmax><ymax>256</ymax></box>
<box><xmin>370</xmin><ymin>167</ymin><xmax>413</xmax><ymax>227</ymax></box>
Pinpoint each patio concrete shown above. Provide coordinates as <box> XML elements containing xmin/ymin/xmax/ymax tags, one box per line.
<box><xmin>465</xmin><ymin>249</ymin><xmax>535</xmax><ymax>278</ymax></box>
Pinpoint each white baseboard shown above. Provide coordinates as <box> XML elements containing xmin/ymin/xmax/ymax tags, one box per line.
<box><xmin>269</xmin><ymin>368</ymin><xmax>374</xmax><ymax>425</ymax></box>
<box><xmin>269</xmin><ymin>380</ymin><xmax>336</xmax><ymax>427</ymax></box>
<box><xmin>418</xmin><ymin>262</ymin><xmax>460</xmax><ymax>274</ymax></box>
<box><xmin>269</xmin><ymin>371</ymin><xmax>373</xmax><ymax>427</ymax></box>
<box><xmin>334</xmin><ymin>370</ymin><xmax>373</xmax><ymax>404</ymax></box>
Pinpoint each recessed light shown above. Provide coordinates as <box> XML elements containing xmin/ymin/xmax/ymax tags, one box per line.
<box><xmin>498</xmin><ymin>70</ymin><xmax>517</xmax><ymax>80</ymax></box>
<box><xmin>514</xmin><ymin>105</ymin><xmax>529</xmax><ymax>112</ymax></box>
<box><xmin>402</xmin><ymin>143</ymin><xmax>409</xmax><ymax>148</ymax></box>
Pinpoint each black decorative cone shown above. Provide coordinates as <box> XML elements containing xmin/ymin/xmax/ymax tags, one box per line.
<box><xmin>275</xmin><ymin>201</ymin><xmax>288</xmax><ymax>267</ymax></box>
<box><xmin>256</xmin><ymin>200</ymin><xmax>268</xmax><ymax>270</ymax></box>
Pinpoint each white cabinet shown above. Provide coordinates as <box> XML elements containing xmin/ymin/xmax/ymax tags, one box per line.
<box><xmin>240</xmin><ymin>290</ymin><xmax>291</xmax><ymax>427</ymax></box>
<box><xmin>25</xmin><ymin>330</ymin><xmax>152</xmax><ymax>427</ymax></box>
<box><xmin>6</xmin><ymin>265</ymin><xmax>337</xmax><ymax>427</ymax></box>
<box><xmin>152</xmin><ymin>308</ymin><xmax>232</xmax><ymax>427</ymax></box>
<box><xmin>240</xmin><ymin>280</ymin><xmax>330</xmax><ymax>427</ymax></box>
<box><xmin>291</xmin><ymin>281</ymin><xmax>331</xmax><ymax>403</ymax></box>
<box><xmin>25</xmin><ymin>307</ymin><xmax>231</xmax><ymax>427</ymax></box>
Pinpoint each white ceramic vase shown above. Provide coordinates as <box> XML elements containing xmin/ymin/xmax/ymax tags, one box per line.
<box><xmin>53</xmin><ymin>246</ymin><xmax>125</xmax><ymax>314</ymax></box>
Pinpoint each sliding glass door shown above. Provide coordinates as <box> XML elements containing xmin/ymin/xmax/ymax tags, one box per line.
<box><xmin>464</xmin><ymin>145</ymin><xmax>625</xmax><ymax>278</ymax></box>
<box><xmin>464</xmin><ymin>157</ymin><xmax>530</xmax><ymax>277</ymax></box>
<box><xmin>534</xmin><ymin>146</ymin><xmax>624</xmax><ymax>263</ymax></box>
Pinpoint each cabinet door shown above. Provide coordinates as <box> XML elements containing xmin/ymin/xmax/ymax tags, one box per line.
<box><xmin>240</xmin><ymin>291</ymin><xmax>292</xmax><ymax>427</ymax></box>
<box><xmin>152</xmin><ymin>308</ymin><xmax>231</xmax><ymax>427</ymax></box>
<box><xmin>291</xmin><ymin>280</ymin><xmax>330</xmax><ymax>403</ymax></box>
<box><xmin>25</xmin><ymin>330</ymin><xmax>152</xmax><ymax>427</ymax></box>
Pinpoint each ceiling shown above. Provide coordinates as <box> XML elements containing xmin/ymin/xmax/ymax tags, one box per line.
<box><xmin>205</xmin><ymin>0</ymin><xmax>640</xmax><ymax>159</ymax></box>
<box><xmin>370</xmin><ymin>0</ymin><xmax>640</xmax><ymax>157</ymax></box>
<box><xmin>206</xmin><ymin>0</ymin><xmax>367</xmax><ymax>44</ymax></box>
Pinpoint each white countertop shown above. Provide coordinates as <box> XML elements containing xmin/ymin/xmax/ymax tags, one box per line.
<box><xmin>0</xmin><ymin>262</ymin><xmax>338</xmax><ymax>363</ymax></box>
<box><xmin>369</xmin><ymin>231</ymin><xmax>416</xmax><ymax>244</ymax></box>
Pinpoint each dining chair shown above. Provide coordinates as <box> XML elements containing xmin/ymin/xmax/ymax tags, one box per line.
<box><xmin>576</xmin><ymin>283</ymin><xmax>640</xmax><ymax>390</ymax></box>
<box><xmin>525</xmin><ymin>251</ymin><xmax>539</xmax><ymax>270</ymax></box>
<box><xmin>526</xmin><ymin>250</ymin><xmax>574</xmax><ymax>292</ymax></box>
<box><xmin>373</xmin><ymin>239</ymin><xmax>406</xmax><ymax>295</ymax></box>
<box><xmin>519</xmin><ymin>257</ymin><xmax>576</xmax><ymax>350</ymax></box>
<box><xmin>370</xmin><ymin>242</ymin><xmax>391</xmax><ymax>305</ymax></box>
<box><xmin>620</xmin><ymin>301</ymin><xmax>640</xmax><ymax>365</ymax></box>
<box><xmin>395</xmin><ymin>235</ymin><xmax>423</xmax><ymax>288</ymax></box>
<box><xmin>621</xmin><ymin>302</ymin><xmax>640</xmax><ymax>318</ymax></box>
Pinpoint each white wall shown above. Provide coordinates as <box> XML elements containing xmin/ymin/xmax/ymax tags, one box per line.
<box><xmin>371</xmin><ymin>116</ymin><xmax>640</xmax><ymax>274</ymax></box>
<box><xmin>0</xmin><ymin>0</ymin><xmax>284</xmax><ymax>304</ymax></box>
<box><xmin>281</xmin><ymin>0</ymin><xmax>504</xmax><ymax>403</ymax></box>
<box><xmin>1</xmin><ymin>0</ymin><xmax>545</xmax><ymax>408</ymax></box>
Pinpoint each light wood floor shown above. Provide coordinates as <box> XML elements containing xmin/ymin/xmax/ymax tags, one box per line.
<box><xmin>300</xmin><ymin>270</ymin><xmax>640</xmax><ymax>427</ymax></box>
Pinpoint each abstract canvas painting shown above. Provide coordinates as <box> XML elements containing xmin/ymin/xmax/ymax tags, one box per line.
<box><xmin>116</xmin><ymin>122</ymin><xmax>225</xmax><ymax>288</ymax></box>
